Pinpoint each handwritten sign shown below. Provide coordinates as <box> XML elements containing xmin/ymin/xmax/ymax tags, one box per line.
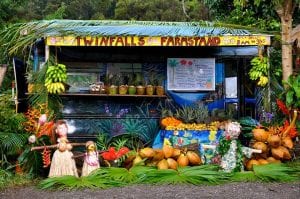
<box><xmin>46</xmin><ymin>35</ymin><xmax>271</xmax><ymax>46</ymax></box>
<box><xmin>167</xmin><ymin>58</ymin><xmax>215</xmax><ymax>91</ymax></box>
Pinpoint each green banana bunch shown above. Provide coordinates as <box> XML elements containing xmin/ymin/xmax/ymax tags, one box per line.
<box><xmin>45</xmin><ymin>64</ymin><xmax>67</xmax><ymax>94</ymax></box>
<box><xmin>248</xmin><ymin>56</ymin><xmax>269</xmax><ymax>87</ymax></box>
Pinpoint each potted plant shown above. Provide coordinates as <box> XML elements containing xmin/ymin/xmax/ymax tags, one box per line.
<box><xmin>118</xmin><ymin>75</ymin><xmax>128</xmax><ymax>95</ymax></box>
<box><xmin>146</xmin><ymin>72</ymin><xmax>155</xmax><ymax>95</ymax></box>
<box><xmin>127</xmin><ymin>73</ymin><xmax>136</xmax><ymax>95</ymax></box>
<box><xmin>108</xmin><ymin>74</ymin><xmax>119</xmax><ymax>95</ymax></box>
<box><xmin>136</xmin><ymin>73</ymin><xmax>145</xmax><ymax>95</ymax></box>
<box><xmin>155</xmin><ymin>75</ymin><xmax>165</xmax><ymax>96</ymax></box>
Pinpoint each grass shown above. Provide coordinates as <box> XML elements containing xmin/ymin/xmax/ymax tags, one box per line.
<box><xmin>0</xmin><ymin>169</ymin><xmax>39</xmax><ymax>190</ymax></box>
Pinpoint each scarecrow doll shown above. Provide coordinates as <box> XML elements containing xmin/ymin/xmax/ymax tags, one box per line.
<box><xmin>48</xmin><ymin>120</ymin><xmax>78</xmax><ymax>177</ymax></box>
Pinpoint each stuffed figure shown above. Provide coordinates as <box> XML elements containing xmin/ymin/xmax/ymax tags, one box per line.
<box><xmin>81</xmin><ymin>141</ymin><xmax>100</xmax><ymax>176</ymax></box>
<box><xmin>214</xmin><ymin>120</ymin><xmax>261</xmax><ymax>172</ymax></box>
<box><xmin>48</xmin><ymin>120</ymin><xmax>78</xmax><ymax>177</ymax></box>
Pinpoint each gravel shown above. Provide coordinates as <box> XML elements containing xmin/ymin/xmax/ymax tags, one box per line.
<box><xmin>1</xmin><ymin>182</ymin><xmax>299</xmax><ymax>199</ymax></box>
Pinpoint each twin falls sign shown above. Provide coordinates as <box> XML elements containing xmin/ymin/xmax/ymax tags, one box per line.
<box><xmin>46</xmin><ymin>35</ymin><xmax>271</xmax><ymax>47</ymax></box>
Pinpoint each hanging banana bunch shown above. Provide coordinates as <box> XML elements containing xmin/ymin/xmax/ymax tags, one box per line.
<box><xmin>44</xmin><ymin>64</ymin><xmax>67</xmax><ymax>94</ymax></box>
<box><xmin>248</xmin><ymin>56</ymin><xmax>269</xmax><ymax>87</ymax></box>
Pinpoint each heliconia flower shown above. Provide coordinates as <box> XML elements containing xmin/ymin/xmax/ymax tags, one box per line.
<box><xmin>28</xmin><ymin>134</ymin><xmax>36</xmax><ymax>144</ymax></box>
<box><xmin>276</xmin><ymin>99</ymin><xmax>289</xmax><ymax>115</ymax></box>
<box><xmin>38</xmin><ymin>114</ymin><xmax>47</xmax><ymax>125</ymax></box>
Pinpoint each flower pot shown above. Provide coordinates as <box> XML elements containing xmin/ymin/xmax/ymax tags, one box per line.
<box><xmin>128</xmin><ymin>85</ymin><xmax>136</xmax><ymax>95</ymax></box>
<box><xmin>155</xmin><ymin>86</ymin><xmax>164</xmax><ymax>95</ymax></box>
<box><xmin>118</xmin><ymin>85</ymin><xmax>128</xmax><ymax>95</ymax></box>
<box><xmin>109</xmin><ymin>85</ymin><xmax>118</xmax><ymax>94</ymax></box>
<box><xmin>146</xmin><ymin>85</ymin><xmax>154</xmax><ymax>95</ymax></box>
<box><xmin>136</xmin><ymin>86</ymin><xmax>145</xmax><ymax>95</ymax></box>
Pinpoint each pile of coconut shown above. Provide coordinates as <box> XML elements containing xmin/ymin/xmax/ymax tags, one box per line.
<box><xmin>125</xmin><ymin>145</ymin><xmax>202</xmax><ymax>170</ymax></box>
<box><xmin>245</xmin><ymin>128</ymin><xmax>294</xmax><ymax>170</ymax></box>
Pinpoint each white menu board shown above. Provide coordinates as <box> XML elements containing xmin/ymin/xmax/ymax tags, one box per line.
<box><xmin>167</xmin><ymin>58</ymin><xmax>215</xmax><ymax>91</ymax></box>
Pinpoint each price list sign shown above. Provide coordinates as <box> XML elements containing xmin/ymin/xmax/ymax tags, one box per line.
<box><xmin>167</xmin><ymin>58</ymin><xmax>215</xmax><ymax>91</ymax></box>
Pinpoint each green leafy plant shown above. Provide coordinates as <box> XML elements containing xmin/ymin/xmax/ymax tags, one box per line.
<box><xmin>282</xmin><ymin>74</ymin><xmax>300</xmax><ymax>109</ymax></box>
<box><xmin>175</xmin><ymin>105</ymin><xmax>195</xmax><ymax>123</ymax></box>
<box><xmin>0</xmin><ymin>94</ymin><xmax>27</xmax><ymax>169</ymax></box>
<box><xmin>193</xmin><ymin>103</ymin><xmax>210</xmax><ymax>123</ymax></box>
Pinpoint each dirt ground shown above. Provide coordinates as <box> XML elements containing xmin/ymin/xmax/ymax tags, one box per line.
<box><xmin>1</xmin><ymin>182</ymin><xmax>299</xmax><ymax>199</ymax></box>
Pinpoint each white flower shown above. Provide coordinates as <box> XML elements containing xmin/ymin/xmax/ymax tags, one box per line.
<box><xmin>28</xmin><ymin>134</ymin><xmax>36</xmax><ymax>144</ymax></box>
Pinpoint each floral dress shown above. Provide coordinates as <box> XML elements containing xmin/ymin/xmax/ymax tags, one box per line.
<box><xmin>81</xmin><ymin>151</ymin><xmax>100</xmax><ymax>176</ymax></box>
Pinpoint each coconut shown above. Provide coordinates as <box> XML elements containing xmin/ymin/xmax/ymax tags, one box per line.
<box><xmin>172</xmin><ymin>148</ymin><xmax>181</xmax><ymax>159</ymax></box>
<box><xmin>157</xmin><ymin>159</ymin><xmax>169</xmax><ymax>170</ymax></box>
<box><xmin>271</xmin><ymin>147</ymin><xmax>284</xmax><ymax>159</ymax></box>
<box><xmin>245</xmin><ymin>159</ymin><xmax>260</xmax><ymax>171</ymax></box>
<box><xmin>252</xmin><ymin>128</ymin><xmax>269</xmax><ymax>142</ymax></box>
<box><xmin>163</xmin><ymin>145</ymin><xmax>174</xmax><ymax>158</ymax></box>
<box><xmin>281</xmin><ymin>136</ymin><xmax>294</xmax><ymax>149</ymax></box>
<box><xmin>152</xmin><ymin>149</ymin><xmax>165</xmax><ymax>161</ymax></box>
<box><xmin>186</xmin><ymin>151</ymin><xmax>202</xmax><ymax>165</ymax></box>
<box><xmin>133</xmin><ymin>155</ymin><xmax>144</xmax><ymax>165</ymax></box>
<box><xmin>266</xmin><ymin>157</ymin><xmax>281</xmax><ymax>164</ymax></box>
<box><xmin>268</xmin><ymin>135</ymin><xmax>281</xmax><ymax>148</ymax></box>
<box><xmin>166</xmin><ymin>158</ymin><xmax>178</xmax><ymax>170</ymax></box>
<box><xmin>139</xmin><ymin>147</ymin><xmax>155</xmax><ymax>158</ymax></box>
<box><xmin>278</xmin><ymin>146</ymin><xmax>291</xmax><ymax>160</ymax></box>
<box><xmin>252</xmin><ymin>142</ymin><xmax>268</xmax><ymax>153</ymax></box>
<box><xmin>257</xmin><ymin>158</ymin><xmax>269</xmax><ymax>165</ymax></box>
<box><xmin>177</xmin><ymin>154</ymin><xmax>189</xmax><ymax>167</ymax></box>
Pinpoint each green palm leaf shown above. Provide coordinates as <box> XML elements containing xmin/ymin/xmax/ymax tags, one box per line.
<box><xmin>253</xmin><ymin>163</ymin><xmax>300</xmax><ymax>182</ymax></box>
<box><xmin>0</xmin><ymin>132</ymin><xmax>27</xmax><ymax>154</ymax></box>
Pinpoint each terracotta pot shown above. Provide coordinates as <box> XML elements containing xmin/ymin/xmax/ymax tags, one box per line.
<box><xmin>128</xmin><ymin>85</ymin><xmax>136</xmax><ymax>95</ymax></box>
<box><xmin>146</xmin><ymin>85</ymin><xmax>154</xmax><ymax>95</ymax></box>
<box><xmin>155</xmin><ymin>86</ymin><xmax>164</xmax><ymax>95</ymax></box>
<box><xmin>136</xmin><ymin>86</ymin><xmax>145</xmax><ymax>95</ymax></box>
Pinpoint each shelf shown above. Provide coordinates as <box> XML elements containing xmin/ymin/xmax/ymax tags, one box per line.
<box><xmin>59</xmin><ymin>92</ymin><xmax>167</xmax><ymax>98</ymax></box>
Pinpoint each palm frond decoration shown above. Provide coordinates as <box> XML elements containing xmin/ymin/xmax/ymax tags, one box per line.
<box><xmin>38</xmin><ymin>162</ymin><xmax>300</xmax><ymax>190</ymax></box>
<box><xmin>230</xmin><ymin>171</ymin><xmax>258</xmax><ymax>182</ymax></box>
<box><xmin>252</xmin><ymin>163</ymin><xmax>300</xmax><ymax>182</ymax></box>
<box><xmin>0</xmin><ymin>19</ymin><xmax>272</xmax><ymax>57</ymax></box>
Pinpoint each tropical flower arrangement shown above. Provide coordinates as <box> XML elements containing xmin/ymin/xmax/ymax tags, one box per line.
<box><xmin>18</xmin><ymin>103</ymin><xmax>56</xmax><ymax>176</ymax></box>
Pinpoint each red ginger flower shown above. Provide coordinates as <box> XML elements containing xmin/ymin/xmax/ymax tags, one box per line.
<box><xmin>276</xmin><ymin>99</ymin><xmax>289</xmax><ymax>115</ymax></box>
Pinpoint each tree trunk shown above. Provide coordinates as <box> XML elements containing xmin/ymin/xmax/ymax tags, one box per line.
<box><xmin>0</xmin><ymin>64</ymin><xmax>8</xmax><ymax>88</ymax></box>
<box><xmin>276</xmin><ymin>0</ymin><xmax>295</xmax><ymax>82</ymax></box>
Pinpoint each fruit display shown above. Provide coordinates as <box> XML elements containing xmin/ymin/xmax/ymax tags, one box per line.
<box><xmin>245</xmin><ymin>127</ymin><xmax>295</xmax><ymax>170</ymax></box>
<box><xmin>128</xmin><ymin>145</ymin><xmax>202</xmax><ymax>170</ymax></box>
<box><xmin>248</xmin><ymin>56</ymin><xmax>269</xmax><ymax>87</ymax></box>
<box><xmin>163</xmin><ymin>121</ymin><xmax>221</xmax><ymax>131</ymax></box>
<box><xmin>44</xmin><ymin>64</ymin><xmax>67</xmax><ymax>94</ymax></box>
